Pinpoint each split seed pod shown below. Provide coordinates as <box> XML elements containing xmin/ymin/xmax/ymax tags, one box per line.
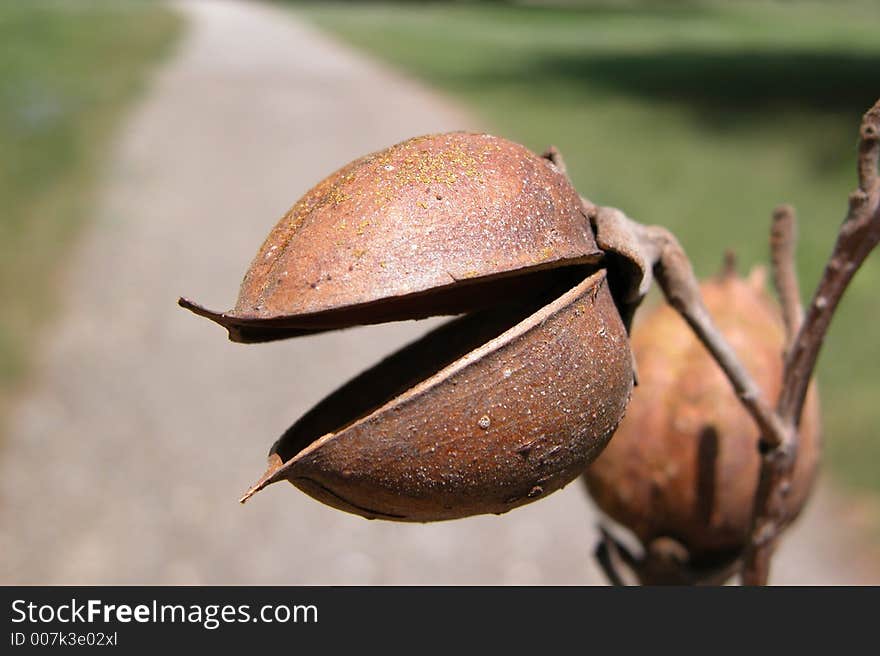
<box><xmin>584</xmin><ymin>265</ymin><xmax>821</xmax><ymax>570</ymax></box>
<box><xmin>180</xmin><ymin>132</ymin><xmax>634</xmax><ymax>521</ymax></box>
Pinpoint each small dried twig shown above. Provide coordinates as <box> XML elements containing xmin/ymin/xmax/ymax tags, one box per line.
<box><xmin>589</xmin><ymin>204</ymin><xmax>798</xmax><ymax>433</ymax></box>
<box><xmin>594</xmin><ymin>528</ymin><xmax>741</xmax><ymax>586</ymax></box>
<box><xmin>542</xmin><ymin>145</ymin><xmax>568</xmax><ymax>176</ymax></box>
<box><xmin>770</xmin><ymin>204</ymin><xmax>804</xmax><ymax>346</ymax></box>
<box><xmin>778</xmin><ymin>102</ymin><xmax>880</xmax><ymax>429</ymax></box>
<box><xmin>594</xmin><ymin>527</ymin><xmax>638</xmax><ymax>586</ymax></box>
<box><xmin>741</xmin><ymin>100</ymin><xmax>880</xmax><ymax>585</ymax></box>
<box><xmin>642</xmin><ymin>223</ymin><xmax>791</xmax><ymax>447</ymax></box>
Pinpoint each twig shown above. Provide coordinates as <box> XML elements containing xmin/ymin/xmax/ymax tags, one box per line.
<box><xmin>542</xmin><ymin>145</ymin><xmax>568</xmax><ymax>176</ymax></box>
<box><xmin>594</xmin><ymin>528</ymin><xmax>741</xmax><ymax>585</ymax></box>
<box><xmin>594</xmin><ymin>527</ymin><xmax>637</xmax><ymax>586</ymax></box>
<box><xmin>778</xmin><ymin>102</ymin><xmax>880</xmax><ymax>428</ymax></box>
<box><xmin>770</xmin><ymin>205</ymin><xmax>804</xmax><ymax>346</ymax></box>
<box><xmin>630</xmin><ymin>220</ymin><xmax>790</xmax><ymax>449</ymax></box>
<box><xmin>588</xmin><ymin>205</ymin><xmax>794</xmax><ymax>444</ymax></box>
<box><xmin>588</xmin><ymin>205</ymin><xmax>790</xmax><ymax>496</ymax></box>
<box><xmin>741</xmin><ymin>100</ymin><xmax>880</xmax><ymax>585</ymax></box>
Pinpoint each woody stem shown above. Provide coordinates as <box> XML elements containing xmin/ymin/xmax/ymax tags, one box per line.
<box><xmin>741</xmin><ymin>99</ymin><xmax>880</xmax><ymax>585</ymax></box>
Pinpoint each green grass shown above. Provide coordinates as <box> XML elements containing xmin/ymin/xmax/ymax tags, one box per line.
<box><xmin>289</xmin><ymin>1</ymin><xmax>880</xmax><ymax>494</ymax></box>
<box><xmin>0</xmin><ymin>1</ymin><xmax>182</xmax><ymax>404</ymax></box>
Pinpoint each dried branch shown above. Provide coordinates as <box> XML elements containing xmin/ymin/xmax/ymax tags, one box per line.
<box><xmin>741</xmin><ymin>100</ymin><xmax>880</xmax><ymax>585</ymax></box>
<box><xmin>633</xmin><ymin>222</ymin><xmax>790</xmax><ymax>449</ymax></box>
<box><xmin>777</xmin><ymin>101</ymin><xmax>880</xmax><ymax>428</ymax></box>
<box><xmin>588</xmin><ymin>205</ymin><xmax>789</xmax><ymax>448</ymax></box>
<box><xmin>770</xmin><ymin>205</ymin><xmax>804</xmax><ymax>346</ymax></box>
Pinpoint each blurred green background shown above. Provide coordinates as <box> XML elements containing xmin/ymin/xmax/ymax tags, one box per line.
<box><xmin>0</xmin><ymin>0</ymin><xmax>877</xmax><ymax>518</ymax></box>
<box><xmin>0</xmin><ymin>0</ymin><xmax>180</xmax><ymax>413</ymax></box>
<box><xmin>284</xmin><ymin>0</ymin><xmax>880</xmax><ymax>499</ymax></box>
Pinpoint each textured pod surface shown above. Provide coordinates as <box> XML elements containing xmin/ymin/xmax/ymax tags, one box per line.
<box><xmin>180</xmin><ymin>132</ymin><xmax>600</xmax><ymax>342</ymax></box>
<box><xmin>244</xmin><ymin>270</ymin><xmax>633</xmax><ymax>521</ymax></box>
<box><xmin>584</xmin><ymin>269</ymin><xmax>821</xmax><ymax>560</ymax></box>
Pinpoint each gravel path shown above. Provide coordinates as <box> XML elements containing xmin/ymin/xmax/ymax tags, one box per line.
<box><xmin>1</xmin><ymin>0</ymin><xmax>876</xmax><ymax>585</ymax></box>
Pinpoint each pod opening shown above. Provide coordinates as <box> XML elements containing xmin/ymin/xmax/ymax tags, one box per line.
<box><xmin>179</xmin><ymin>257</ymin><xmax>601</xmax><ymax>343</ymax></box>
<box><xmin>269</xmin><ymin>265</ymin><xmax>594</xmax><ymax>464</ymax></box>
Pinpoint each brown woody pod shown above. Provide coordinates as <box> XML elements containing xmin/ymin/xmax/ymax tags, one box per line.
<box><xmin>180</xmin><ymin>132</ymin><xmax>634</xmax><ymax>521</ymax></box>
<box><xmin>180</xmin><ymin>133</ymin><xmax>603</xmax><ymax>342</ymax></box>
<box><xmin>584</xmin><ymin>267</ymin><xmax>820</xmax><ymax>564</ymax></box>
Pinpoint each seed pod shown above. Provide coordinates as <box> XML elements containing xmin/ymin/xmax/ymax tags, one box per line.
<box><xmin>584</xmin><ymin>266</ymin><xmax>821</xmax><ymax>564</ymax></box>
<box><xmin>180</xmin><ymin>133</ymin><xmax>602</xmax><ymax>342</ymax></box>
<box><xmin>180</xmin><ymin>132</ymin><xmax>635</xmax><ymax>521</ymax></box>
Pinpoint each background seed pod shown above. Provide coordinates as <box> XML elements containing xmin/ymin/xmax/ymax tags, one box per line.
<box><xmin>583</xmin><ymin>267</ymin><xmax>821</xmax><ymax>561</ymax></box>
<box><xmin>180</xmin><ymin>132</ymin><xmax>601</xmax><ymax>342</ymax></box>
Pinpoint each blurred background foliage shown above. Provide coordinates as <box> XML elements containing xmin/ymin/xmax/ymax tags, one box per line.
<box><xmin>285</xmin><ymin>0</ymin><xmax>880</xmax><ymax>497</ymax></box>
<box><xmin>0</xmin><ymin>1</ymin><xmax>180</xmax><ymax>413</ymax></box>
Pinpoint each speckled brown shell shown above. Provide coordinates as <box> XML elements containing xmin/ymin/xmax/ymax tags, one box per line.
<box><xmin>583</xmin><ymin>270</ymin><xmax>821</xmax><ymax>560</ymax></box>
<box><xmin>180</xmin><ymin>132</ymin><xmax>601</xmax><ymax>342</ymax></box>
<box><xmin>243</xmin><ymin>270</ymin><xmax>633</xmax><ymax>521</ymax></box>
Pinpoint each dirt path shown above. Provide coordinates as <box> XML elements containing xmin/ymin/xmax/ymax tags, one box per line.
<box><xmin>1</xmin><ymin>0</ymin><xmax>875</xmax><ymax>585</ymax></box>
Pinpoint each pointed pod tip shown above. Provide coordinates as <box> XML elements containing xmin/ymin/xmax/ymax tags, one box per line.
<box><xmin>178</xmin><ymin>296</ymin><xmax>224</xmax><ymax>320</ymax></box>
<box><xmin>239</xmin><ymin>453</ymin><xmax>287</xmax><ymax>505</ymax></box>
<box><xmin>239</xmin><ymin>484</ymin><xmax>263</xmax><ymax>505</ymax></box>
<box><xmin>177</xmin><ymin>296</ymin><xmax>199</xmax><ymax>311</ymax></box>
